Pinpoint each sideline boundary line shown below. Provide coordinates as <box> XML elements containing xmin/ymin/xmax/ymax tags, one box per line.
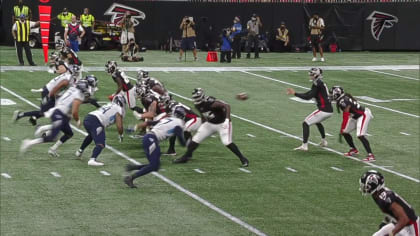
<box><xmin>241</xmin><ymin>71</ymin><xmax>419</xmax><ymax>118</ymax></box>
<box><xmin>0</xmin><ymin>85</ymin><xmax>268</xmax><ymax>236</ymax></box>
<box><xmin>369</xmin><ymin>70</ymin><xmax>419</xmax><ymax>81</ymax></box>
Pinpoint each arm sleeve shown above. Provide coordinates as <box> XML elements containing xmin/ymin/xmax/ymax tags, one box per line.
<box><xmin>340</xmin><ymin>112</ymin><xmax>350</xmax><ymax>133</ymax></box>
<box><xmin>295</xmin><ymin>88</ymin><xmax>317</xmax><ymax>100</ymax></box>
<box><xmin>79</xmin><ymin>25</ymin><xmax>84</xmax><ymax>31</ymax></box>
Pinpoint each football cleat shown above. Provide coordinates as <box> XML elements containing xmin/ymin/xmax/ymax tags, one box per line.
<box><xmin>344</xmin><ymin>148</ymin><xmax>359</xmax><ymax>157</ymax></box>
<box><xmin>320</xmin><ymin>57</ymin><xmax>325</xmax><ymax>62</ymax></box>
<box><xmin>312</xmin><ymin>57</ymin><xmax>317</xmax><ymax>62</ymax></box>
<box><xmin>163</xmin><ymin>150</ymin><xmax>177</xmax><ymax>156</ymax></box>
<box><xmin>124</xmin><ymin>176</ymin><xmax>137</xmax><ymax>188</ymax></box>
<box><xmin>75</xmin><ymin>149</ymin><xmax>83</xmax><ymax>158</ymax></box>
<box><xmin>12</xmin><ymin>110</ymin><xmax>22</xmax><ymax>122</ymax></box>
<box><xmin>88</xmin><ymin>158</ymin><xmax>104</xmax><ymax>166</ymax></box>
<box><xmin>362</xmin><ymin>154</ymin><xmax>376</xmax><ymax>162</ymax></box>
<box><xmin>240</xmin><ymin>157</ymin><xmax>249</xmax><ymax>167</ymax></box>
<box><xmin>319</xmin><ymin>139</ymin><xmax>328</xmax><ymax>147</ymax></box>
<box><xmin>294</xmin><ymin>144</ymin><xmax>308</xmax><ymax>151</ymax></box>
<box><xmin>29</xmin><ymin>116</ymin><xmax>37</xmax><ymax>126</ymax></box>
<box><xmin>48</xmin><ymin>148</ymin><xmax>60</xmax><ymax>158</ymax></box>
<box><xmin>173</xmin><ymin>156</ymin><xmax>191</xmax><ymax>164</ymax></box>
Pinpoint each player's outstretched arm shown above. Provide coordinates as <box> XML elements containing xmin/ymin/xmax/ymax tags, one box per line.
<box><xmin>72</xmin><ymin>99</ymin><xmax>83</xmax><ymax>127</ymax></box>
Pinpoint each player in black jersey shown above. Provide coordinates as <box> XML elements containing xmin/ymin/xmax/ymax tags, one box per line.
<box><xmin>173</xmin><ymin>88</ymin><xmax>249</xmax><ymax>167</ymax></box>
<box><xmin>360</xmin><ymin>170</ymin><xmax>419</xmax><ymax>236</ymax></box>
<box><xmin>137</xmin><ymin>70</ymin><xmax>168</xmax><ymax>96</ymax></box>
<box><xmin>331</xmin><ymin>86</ymin><xmax>375</xmax><ymax>162</ymax></box>
<box><xmin>287</xmin><ymin>68</ymin><xmax>333</xmax><ymax>151</ymax></box>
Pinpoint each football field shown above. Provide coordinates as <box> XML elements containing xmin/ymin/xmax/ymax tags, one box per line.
<box><xmin>0</xmin><ymin>46</ymin><xmax>419</xmax><ymax>235</ymax></box>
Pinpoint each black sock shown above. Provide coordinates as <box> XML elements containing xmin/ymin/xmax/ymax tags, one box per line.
<box><xmin>358</xmin><ymin>136</ymin><xmax>373</xmax><ymax>154</ymax></box>
<box><xmin>21</xmin><ymin>111</ymin><xmax>42</xmax><ymax>119</ymax></box>
<box><xmin>184</xmin><ymin>131</ymin><xmax>191</xmax><ymax>142</ymax></box>
<box><xmin>343</xmin><ymin>133</ymin><xmax>356</xmax><ymax>149</ymax></box>
<box><xmin>80</xmin><ymin>135</ymin><xmax>93</xmax><ymax>151</ymax></box>
<box><xmin>59</xmin><ymin>133</ymin><xmax>73</xmax><ymax>143</ymax></box>
<box><xmin>316</xmin><ymin>123</ymin><xmax>326</xmax><ymax>139</ymax></box>
<box><xmin>184</xmin><ymin>141</ymin><xmax>199</xmax><ymax>157</ymax></box>
<box><xmin>167</xmin><ymin>136</ymin><xmax>176</xmax><ymax>152</ymax></box>
<box><xmin>227</xmin><ymin>143</ymin><xmax>245</xmax><ymax>160</ymax></box>
<box><xmin>302</xmin><ymin>122</ymin><xmax>310</xmax><ymax>143</ymax></box>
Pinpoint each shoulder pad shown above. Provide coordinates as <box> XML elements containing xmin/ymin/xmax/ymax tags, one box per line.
<box><xmin>206</xmin><ymin>96</ymin><xmax>216</xmax><ymax>103</ymax></box>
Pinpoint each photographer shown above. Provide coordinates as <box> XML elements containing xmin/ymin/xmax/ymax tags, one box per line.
<box><xmin>119</xmin><ymin>11</ymin><xmax>135</xmax><ymax>56</ymax></box>
<box><xmin>121</xmin><ymin>38</ymin><xmax>144</xmax><ymax>62</ymax></box>
<box><xmin>246</xmin><ymin>13</ymin><xmax>262</xmax><ymax>59</ymax></box>
<box><xmin>274</xmin><ymin>21</ymin><xmax>290</xmax><ymax>52</ymax></box>
<box><xmin>230</xmin><ymin>16</ymin><xmax>242</xmax><ymax>59</ymax></box>
<box><xmin>309</xmin><ymin>13</ymin><xmax>325</xmax><ymax>62</ymax></box>
<box><xmin>179</xmin><ymin>16</ymin><xmax>198</xmax><ymax>61</ymax></box>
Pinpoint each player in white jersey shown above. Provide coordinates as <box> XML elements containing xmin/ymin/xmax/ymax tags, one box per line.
<box><xmin>124</xmin><ymin>107</ymin><xmax>186</xmax><ymax>188</ymax></box>
<box><xmin>13</xmin><ymin>59</ymin><xmax>73</xmax><ymax>126</ymax></box>
<box><xmin>20</xmin><ymin>79</ymin><xmax>96</xmax><ymax>156</ymax></box>
<box><xmin>75</xmin><ymin>95</ymin><xmax>126</xmax><ymax>166</ymax></box>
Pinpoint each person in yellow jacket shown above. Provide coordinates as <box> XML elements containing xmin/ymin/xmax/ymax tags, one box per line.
<box><xmin>179</xmin><ymin>16</ymin><xmax>197</xmax><ymax>61</ymax></box>
<box><xmin>275</xmin><ymin>21</ymin><xmax>290</xmax><ymax>52</ymax></box>
<box><xmin>80</xmin><ymin>8</ymin><xmax>95</xmax><ymax>50</ymax></box>
<box><xmin>12</xmin><ymin>14</ymin><xmax>39</xmax><ymax>66</ymax></box>
<box><xmin>56</xmin><ymin>8</ymin><xmax>74</xmax><ymax>38</ymax></box>
<box><xmin>12</xmin><ymin>0</ymin><xmax>32</xmax><ymax>22</ymax></box>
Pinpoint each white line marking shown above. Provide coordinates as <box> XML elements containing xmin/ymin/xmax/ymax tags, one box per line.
<box><xmin>325</xmin><ymin>133</ymin><xmax>333</xmax><ymax>137</ymax></box>
<box><xmin>286</xmin><ymin>167</ymin><xmax>297</xmax><ymax>173</ymax></box>
<box><xmin>364</xmin><ymin>166</ymin><xmax>394</xmax><ymax>168</ymax></box>
<box><xmin>1</xmin><ymin>86</ymin><xmax>267</xmax><ymax>236</ymax></box>
<box><xmin>194</xmin><ymin>169</ymin><xmax>205</xmax><ymax>174</ymax></box>
<box><xmin>392</xmin><ymin>69</ymin><xmax>400</xmax><ymax>72</ymax></box>
<box><xmin>162</xmin><ymin>89</ymin><xmax>420</xmax><ymax>184</ymax></box>
<box><xmin>239</xmin><ymin>168</ymin><xmax>251</xmax><ymax>173</ymax></box>
<box><xmin>369</xmin><ymin>70</ymin><xmax>419</xmax><ymax>81</ymax></box>
<box><xmin>291</xmin><ymin>70</ymin><xmax>298</xmax><ymax>72</ymax></box>
<box><xmin>391</xmin><ymin>99</ymin><xmax>419</xmax><ymax>101</ymax></box>
<box><xmin>163</xmin><ymin>71</ymin><xmax>169</xmax><ymax>73</ymax></box>
<box><xmin>400</xmin><ymin>132</ymin><xmax>411</xmax><ymax>136</ymax></box>
<box><xmin>246</xmin><ymin>134</ymin><xmax>256</xmax><ymax>138</ymax></box>
<box><xmin>211</xmin><ymin>135</ymin><xmax>217</xmax><ymax>138</ymax></box>
<box><xmin>1</xmin><ymin>173</ymin><xmax>12</xmax><ymax>179</ymax></box>
<box><xmin>100</xmin><ymin>171</ymin><xmax>111</xmax><ymax>176</ymax></box>
<box><xmin>242</xmin><ymin>71</ymin><xmax>419</xmax><ymax>118</ymax></box>
<box><xmin>331</xmin><ymin>167</ymin><xmax>344</xmax><ymax>172</ymax></box>
<box><xmin>366</xmin><ymin>133</ymin><xmax>372</xmax><ymax>137</ymax></box>
<box><xmin>50</xmin><ymin>172</ymin><xmax>61</xmax><ymax>178</ymax></box>
<box><xmin>2</xmin><ymin>137</ymin><xmax>11</xmax><ymax>141</ymax></box>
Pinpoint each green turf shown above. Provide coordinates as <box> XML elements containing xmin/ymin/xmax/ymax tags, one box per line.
<box><xmin>1</xmin><ymin>47</ymin><xmax>419</xmax><ymax>236</ymax></box>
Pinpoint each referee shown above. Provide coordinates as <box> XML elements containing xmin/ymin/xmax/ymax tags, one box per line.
<box><xmin>11</xmin><ymin>14</ymin><xmax>39</xmax><ymax>66</ymax></box>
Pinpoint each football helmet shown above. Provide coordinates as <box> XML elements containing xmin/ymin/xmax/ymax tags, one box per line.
<box><xmin>137</xmin><ymin>70</ymin><xmax>149</xmax><ymax>79</ymax></box>
<box><xmin>135</xmin><ymin>85</ymin><xmax>148</xmax><ymax>98</ymax></box>
<box><xmin>112</xmin><ymin>94</ymin><xmax>126</xmax><ymax>108</ymax></box>
<box><xmin>308</xmin><ymin>67</ymin><xmax>323</xmax><ymax>80</ymax></box>
<box><xmin>105</xmin><ymin>61</ymin><xmax>118</xmax><ymax>74</ymax></box>
<box><xmin>85</xmin><ymin>75</ymin><xmax>98</xmax><ymax>92</ymax></box>
<box><xmin>55</xmin><ymin>39</ymin><xmax>66</xmax><ymax>51</ymax></box>
<box><xmin>359</xmin><ymin>170</ymin><xmax>385</xmax><ymax>195</ymax></box>
<box><xmin>331</xmin><ymin>85</ymin><xmax>344</xmax><ymax>101</ymax></box>
<box><xmin>172</xmin><ymin>106</ymin><xmax>186</xmax><ymax>120</ymax></box>
<box><xmin>192</xmin><ymin>88</ymin><xmax>205</xmax><ymax>105</ymax></box>
<box><xmin>76</xmin><ymin>80</ymin><xmax>93</xmax><ymax>97</ymax></box>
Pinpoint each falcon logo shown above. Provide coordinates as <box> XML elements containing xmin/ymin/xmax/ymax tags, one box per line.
<box><xmin>104</xmin><ymin>3</ymin><xmax>146</xmax><ymax>26</ymax></box>
<box><xmin>366</xmin><ymin>11</ymin><xmax>398</xmax><ymax>41</ymax></box>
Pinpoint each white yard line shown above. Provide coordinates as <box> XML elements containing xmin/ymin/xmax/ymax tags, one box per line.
<box><xmin>0</xmin><ymin>85</ymin><xmax>267</xmax><ymax>236</ymax></box>
<box><xmin>100</xmin><ymin>171</ymin><xmax>111</xmax><ymax>176</ymax></box>
<box><xmin>330</xmin><ymin>167</ymin><xmax>344</xmax><ymax>172</ymax></box>
<box><xmin>286</xmin><ymin>167</ymin><xmax>297</xmax><ymax>173</ymax></box>
<box><xmin>241</xmin><ymin>71</ymin><xmax>419</xmax><ymax>119</ymax></box>
<box><xmin>239</xmin><ymin>168</ymin><xmax>252</xmax><ymax>173</ymax></box>
<box><xmin>194</xmin><ymin>169</ymin><xmax>205</xmax><ymax>174</ymax></box>
<box><xmin>1</xmin><ymin>173</ymin><xmax>12</xmax><ymax>179</ymax></box>
<box><xmin>2</xmin><ymin>137</ymin><xmax>11</xmax><ymax>141</ymax></box>
<box><xmin>364</xmin><ymin>166</ymin><xmax>394</xmax><ymax>168</ymax></box>
<box><xmin>165</xmin><ymin>89</ymin><xmax>420</xmax><ymax>184</ymax></box>
<box><xmin>50</xmin><ymin>172</ymin><xmax>61</xmax><ymax>178</ymax></box>
<box><xmin>400</xmin><ymin>132</ymin><xmax>411</xmax><ymax>136</ymax></box>
<box><xmin>325</xmin><ymin>133</ymin><xmax>333</xmax><ymax>137</ymax></box>
<box><xmin>246</xmin><ymin>134</ymin><xmax>256</xmax><ymax>138</ymax></box>
<box><xmin>369</xmin><ymin>70</ymin><xmax>419</xmax><ymax>81</ymax></box>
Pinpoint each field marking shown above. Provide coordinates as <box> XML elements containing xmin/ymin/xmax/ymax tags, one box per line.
<box><xmin>165</xmin><ymin>89</ymin><xmax>420</xmax><ymax>184</ymax></box>
<box><xmin>2</xmin><ymin>137</ymin><xmax>11</xmax><ymax>141</ymax></box>
<box><xmin>1</xmin><ymin>173</ymin><xmax>12</xmax><ymax>179</ymax></box>
<box><xmin>400</xmin><ymin>132</ymin><xmax>411</xmax><ymax>136</ymax></box>
<box><xmin>325</xmin><ymin>133</ymin><xmax>333</xmax><ymax>137</ymax></box>
<box><xmin>194</xmin><ymin>168</ymin><xmax>205</xmax><ymax>174</ymax></box>
<box><xmin>246</xmin><ymin>134</ymin><xmax>256</xmax><ymax>138</ymax></box>
<box><xmin>241</xmin><ymin>71</ymin><xmax>419</xmax><ymax>119</ymax></box>
<box><xmin>364</xmin><ymin>166</ymin><xmax>394</xmax><ymax>168</ymax></box>
<box><xmin>239</xmin><ymin>168</ymin><xmax>252</xmax><ymax>173</ymax></box>
<box><xmin>369</xmin><ymin>70</ymin><xmax>419</xmax><ymax>81</ymax></box>
<box><xmin>330</xmin><ymin>167</ymin><xmax>344</xmax><ymax>172</ymax></box>
<box><xmin>0</xmin><ymin>86</ymin><xmax>267</xmax><ymax>236</ymax></box>
<box><xmin>50</xmin><ymin>172</ymin><xmax>61</xmax><ymax>178</ymax></box>
<box><xmin>286</xmin><ymin>167</ymin><xmax>297</xmax><ymax>173</ymax></box>
<box><xmin>100</xmin><ymin>170</ymin><xmax>111</xmax><ymax>176</ymax></box>
<box><xmin>1</xmin><ymin>65</ymin><xmax>418</xmax><ymax>72</ymax></box>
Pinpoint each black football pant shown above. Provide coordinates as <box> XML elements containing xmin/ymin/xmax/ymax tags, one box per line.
<box><xmin>232</xmin><ymin>36</ymin><xmax>241</xmax><ymax>59</ymax></box>
<box><xmin>246</xmin><ymin>35</ymin><xmax>259</xmax><ymax>58</ymax></box>
<box><xmin>16</xmin><ymin>41</ymin><xmax>34</xmax><ymax>65</ymax></box>
<box><xmin>220</xmin><ymin>51</ymin><xmax>231</xmax><ymax>63</ymax></box>
<box><xmin>82</xmin><ymin>27</ymin><xmax>93</xmax><ymax>50</ymax></box>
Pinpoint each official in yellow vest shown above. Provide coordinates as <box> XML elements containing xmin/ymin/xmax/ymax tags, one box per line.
<box><xmin>11</xmin><ymin>14</ymin><xmax>39</xmax><ymax>66</ymax></box>
<box><xmin>80</xmin><ymin>8</ymin><xmax>95</xmax><ymax>50</ymax></box>
<box><xmin>56</xmin><ymin>8</ymin><xmax>74</xmax><ymax>37</ymax></box>
<box><xmin>12</xmin><ymin>0</ymin><xmax>31</xmax><ymax>22</ymax></box>
<box><xmin>275</xmin><ymin>21</ymin><xmax>290</xmax><ymax>52</ymax></box>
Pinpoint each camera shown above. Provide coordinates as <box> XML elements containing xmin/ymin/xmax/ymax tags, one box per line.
<box><xmin>185</xmin><ymin>16</ymin><xmax>193</xmax><ymax>24</ymax></box>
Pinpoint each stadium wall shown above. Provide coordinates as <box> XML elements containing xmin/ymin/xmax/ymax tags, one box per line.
<box><xmin>1</xmin><ymin>1</ymin><xmax>419</xmax><ymax>50</ymax></box>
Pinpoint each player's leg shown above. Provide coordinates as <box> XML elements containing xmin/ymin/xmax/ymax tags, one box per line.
<box><xmin>342</xmin><ymin>119</ymin><xmax>358</xmax><ymax>156</ymax></box>
<box><xmin>295</xmin><ymin>110</ymin><xmax>321</xmax><ymax>151</ymax></box>
<box><xmin>357</xmin><ymin>109</ymin><xmax>375</xmax><ymax>162</ymax></box>
<box><xmin>219</xmin><ymin>119</ymin><xmax>249</xmax><ymax>167</ymax></box>
<box><xmin>76</xmin><ymin>116</ymin><xmax>95</xmax><ymax>157</ymax></box>
<box><xmin>165</xmin><ymin>136</ymin><xmax>177</xmax><ymax>155</ymax></box>
<box><xmin>88</xmin><ymin>125</ymin><xmax>106</xmax><ymax>166</ymax></box>
<box><xmin>16</xmin><ymin>42</ymin><xmax>24</xmax><ymax>65</ymax></box>
<box><xmin>372</xmin><ymin>223</ymin><xmax>394</xmax><ymax>236</ymax></box>
<box><xmin>23</xmin><ymin>42</ymin><xmax>35</xmax><ymax>65</ymax></box>
<box><xmin>49</xmin><ymin>116</ymin><xmax>73</xmax><ymax>157</ymax></box>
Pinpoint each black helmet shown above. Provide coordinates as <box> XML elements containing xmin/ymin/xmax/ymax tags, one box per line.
<box><xmin>359</xmin><ymin>170</ymin><xmax>385</xmax><ymax>195</ymax></box>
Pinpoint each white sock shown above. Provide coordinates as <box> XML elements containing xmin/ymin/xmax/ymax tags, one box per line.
<box><xmin>51</xmin><ymin>140</ymin><xmax>63</xmax><ymax>151</ymax></box>
<box><xmin>302</xmin><ymin>143</ymin><xmax>308</xmax><ymax>149</ymax></box>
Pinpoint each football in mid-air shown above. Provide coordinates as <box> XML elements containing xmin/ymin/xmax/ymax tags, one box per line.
<box><xmin>236</xmin><ymin>92</ymin><xmax>249</xmax><ymax>100</ymax></box>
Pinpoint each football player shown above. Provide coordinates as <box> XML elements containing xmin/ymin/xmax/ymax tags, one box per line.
<box><xmin>359</xmin><ymin>170</ymin><xmax>419</xmax><ymax>236</ymax></box>
<box><xmin>164</xmin><ymin>99</ymin><xmax>202</xmax><ymax>155</ymax></box>
<box><xmin>75</xmin><ymin>95</ymin><xmax>126</xmax><ymax>166</ymax></box>
<box><xmin>287</xmin><ymin>68</ymin><xmax>333</xmax><ymax>151</ymax></box>
<box><xmin>124</xmin><ymin>107</ymin><xmax>186</xmax><ymax>188</ymax></box>
<box><xmin>132</xmin><ymin>84</ymin><xmax>167</xmax><ymax>122</ymax></box>
<box><xmin>13</xmin><ymin>58</ymin><xmax>75</xmax><ymax>126</ymax></box>
<box><xmin>106</xmin><ymin>61</ymin><xmax>143</xmax><ymax>113</ymax></box>
<box><xmin>173</xmin><ymin>88</ymin><xmax>249</xmax><ymax>167</ymax></box>
<box><xmin>331</xmin><ymin>86</ymin><xmax>375</xmax><ymax>162</ymax></box>
<box><xmin>137</xmin><ymin>70</ymin><xmax>168</xmax><ymax>96</ymax></box>
<box><xmin>20</xmin><ymin>78</ymin><xmax>97</xmax><ymax>156</ymax></box>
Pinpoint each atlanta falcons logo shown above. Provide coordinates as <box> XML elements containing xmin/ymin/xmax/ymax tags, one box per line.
<box><xmin>104</xmin><ymin>3</ymin><xmax>146</xmax><ymax>26</ymax></box>
<box><xmin>366</xmin><ymin>11</ymin><xmax>398</xmax><ymax>41</ymax></box>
